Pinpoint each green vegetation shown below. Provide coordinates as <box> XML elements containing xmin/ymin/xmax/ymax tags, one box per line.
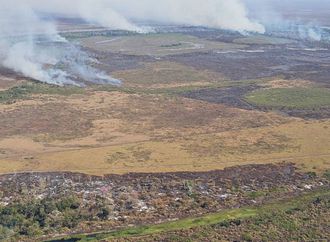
<box><xmin>52</xmin><ymin>208</ymin><xmax>256</xmax><ymax>242</ymax></box>
<box><xmin>0</xmin><ymin>82</ymin><xmax>84</xmax><ymax>104</ymax></box>
<box><xmin>0</xmin><ymin>195</ymin><xmax>111</xmax><ymax>241</ymax></box>
<box><xmin>246</xmin><ymin>191</ymin><xmax>266</xmax><ymax>199</ymax></box>
<box><xmin>106</xmin><ymin>209</ymin><xmax>254</xmax><ymax>238</ymax></box>
<box><xmin>324</xmin><ymin>170</ymin><xmax>330</xmax><ymax>180</ymax></box>
<box><xmin>50</xmin><ymin>189</ymin><xmax>330</xmax><ymax>242</ymax></box>
<box><xmin>245</xmin><ymin>88</ymin><xmax>330</xmax><ymax>109</ymax></box>
<box><xmin>0</xmin><ymin>76</ymin><xmax>270</xmax><ymax>105</ymax></box>
<box><xmin>139</xmin><ymin>191</ymin><xmax>329</xmax><ymax>242</ymax></box>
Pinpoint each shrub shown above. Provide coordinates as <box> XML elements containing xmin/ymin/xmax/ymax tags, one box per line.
<box><xmin>241</xmin><ymin>232</ymin><xmax>253</xmax><ymax>242</ymax></box>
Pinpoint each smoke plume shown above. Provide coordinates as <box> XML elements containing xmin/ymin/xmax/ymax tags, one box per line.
<box><xmin>244</xmin><ymin>0</ymin><xmax>330</xmax><ymax>41</ymax></box>
<box><xmin>0</xmin><ymin>0</ymin><xmax>264</xmax><ymax>85</ymax></box>
<box><xmin>27</xmin><ymin>0</ymin><xmax>265</xmax><ymax>33</ymax></box>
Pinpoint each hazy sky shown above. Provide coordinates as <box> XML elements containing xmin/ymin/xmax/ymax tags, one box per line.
<box><xmin>245</xmin><ymin>0</ymin><xmax>330</xmax><ymax>13</ymax></box>
<box><xmin>244</xmin><ymin>0</ymin><xmax>330</xmax><ymax>26</ymax></box>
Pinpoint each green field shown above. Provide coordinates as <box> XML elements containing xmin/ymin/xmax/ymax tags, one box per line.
<box><xmin>245</xmin><ymin>88</ymin><xmax>330</xmax><ymax>109</ymax></box>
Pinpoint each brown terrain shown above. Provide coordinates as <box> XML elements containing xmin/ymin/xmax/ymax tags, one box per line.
<box><xmin>0</xmin><ymin>26</ymin><xmax>329</xmax><ymax>241</ymax></box>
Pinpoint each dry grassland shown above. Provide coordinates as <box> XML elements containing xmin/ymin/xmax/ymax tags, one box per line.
<box><xmin>0</xmin><ymin>74</ymin><xmax>329</xmax><ymax>175</ymax></box>
<box><xmin>0</xmin><ymin>118</ymin><xmax>328</xmax><ymax>175</ymax></box>
<box><xmin>112</xmin><ymin>61</ymin><xmax>225</xmax><ymax>88</ymax></box>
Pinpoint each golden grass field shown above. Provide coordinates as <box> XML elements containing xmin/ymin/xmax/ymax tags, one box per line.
<box><xmin>1</xmin><ymin>119</ymin><xmax>329</xmax><ymax>175</ymax></box>
<box><xmin>0</xmin><ymin>57</ymin><xmax>329</xmax><ymax>175</ymax></box>
<box><xmin>0</xmin><ymin>87</ymin><xmax>329</xmax><ymax>175</ymax></box>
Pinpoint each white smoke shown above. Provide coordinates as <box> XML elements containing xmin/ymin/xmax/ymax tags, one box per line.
<box><xmin>0</xmin><ymin>0</ymin><xmax>122</xmax><ymax>86</ymax></box>
<box><xmin>28</xmin><ymin>0</ymin><xmax>265</xmax><ymax>33</ymax></box>
<box><xmin>0</xmin><ymin>2</ymin><xmax>68</xmax><ymax>84</ymax></box>
<box><xmin>244</xmin><ymin>0</ymin><xmax>330</xmax><ymax>41</ymax></box>
<box><xmin>109</xmin><ymin>0</ymin><xmax>265</xmax><ymax>33</ymax></box>
<box><xmin>0</xmin><ymin>0</ymin><xmax>264</xmax><ymax>85</ymax></box>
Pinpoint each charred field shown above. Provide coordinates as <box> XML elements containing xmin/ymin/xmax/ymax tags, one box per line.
<box><xmin>0</xmin><ymin>25</ymin><xmax>330</xmax><ymax>241</ymax></box>
<box><xmin>0</xmin><ymin>163</ymin><xmax>329</xmax><ymax>241</ymax></box>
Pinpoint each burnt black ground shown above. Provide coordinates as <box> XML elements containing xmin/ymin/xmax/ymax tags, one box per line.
<box><xmin>181</xmin><ymin>86</ymin><xmax>258</xmax><ymax>110</ymax></box>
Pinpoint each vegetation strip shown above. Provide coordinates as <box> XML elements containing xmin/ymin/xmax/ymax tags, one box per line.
<box><xmin>0</xmin><ymin>77</ymin><xmax>265</xmax><ymax>105</ymax></box>
<box><xmin>47</xmin><ymin>189</ymin><xmax>329</xmax><ymax>242</ymax></box>
<box><xmin>0</xmin><ymin>82</ymin><xmax>84</xmax><ymax>104</ymax></box>
<box><xmin>245</xmin><ymin>87</ymin><xmax>330</xmax><ymax>109</ymax></box>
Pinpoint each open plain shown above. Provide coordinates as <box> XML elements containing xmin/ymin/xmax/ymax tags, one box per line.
<box><xmin>0</xmin><ymin>24</ymin><xmax>329</xmax><ymax>241</ymax></box>
<box><xmin>1</xmin><ymin>27</ymin><xmax>330</xmax><ymax>175</ymax></box>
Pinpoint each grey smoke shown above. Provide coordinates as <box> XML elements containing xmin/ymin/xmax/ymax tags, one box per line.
<box><xmin>28</xmin><ymin>0</ymin><xmax>265</xmax><ymax>33</ymax></box>
<box><xmin>0</xmin><ymin>0</ymin><xmax>123</xmax><ymax>86</ymax></box>
<box><xmin>0</xmin><ymin>0</ymin><xmax>265</xmax><ymax>85</ymax></box>
<box><xmin>3</xmin><ymin>0</ymin><xmax>327</xmax><ymax>85</ymax></box>
<box><xmin>244</xmin><ymin>0</ymin><xmax>330</xmax><ymax>41</ymax></box>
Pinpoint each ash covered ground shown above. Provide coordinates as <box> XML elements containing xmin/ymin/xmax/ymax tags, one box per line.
<box><xmin>75</xmin><ymin>24</ymin><xmax>330</xmax><ymax>118</ymax></box>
